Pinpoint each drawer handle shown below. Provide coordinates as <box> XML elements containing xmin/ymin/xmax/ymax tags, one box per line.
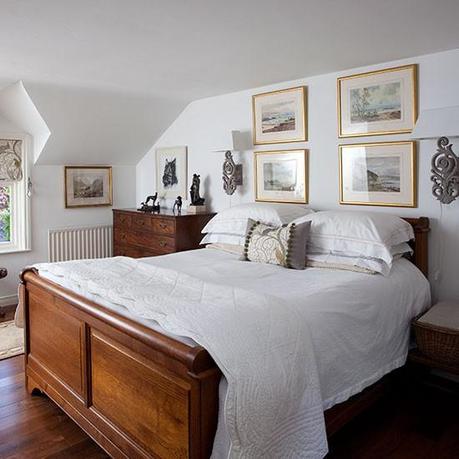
<box><xmin>159</xmin><ymin>223</ymin><xmax>167</xmax><ymax>229</ymax></box>
<box><xmin>159</xmin><ymin>241</ymin><xmax>167</xmax><ymax>247</ymax></box>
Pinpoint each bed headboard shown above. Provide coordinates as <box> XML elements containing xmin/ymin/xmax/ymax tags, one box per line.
<box><xmin>402</xmin><ymin>217</ymin><xmax>430</xmax><ymax>277</ymax></box>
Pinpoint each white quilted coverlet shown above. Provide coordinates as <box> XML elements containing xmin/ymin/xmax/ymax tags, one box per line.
<box><xmin>35</xmin><ymin>257</ymin><xmax>328</xmax><ymax>458</ymax></box>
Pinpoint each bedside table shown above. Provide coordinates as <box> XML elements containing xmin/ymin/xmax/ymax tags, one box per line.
<box><xmin>410</xmin><ymin>302</ymin><xmax>459</xmax><ymax>375</ymax></box>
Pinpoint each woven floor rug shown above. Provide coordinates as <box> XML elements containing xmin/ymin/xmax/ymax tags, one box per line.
<box><xmin>0</xmin><ymin>320</ymin><xmax>24</xmax><ymax>360</ymax></box>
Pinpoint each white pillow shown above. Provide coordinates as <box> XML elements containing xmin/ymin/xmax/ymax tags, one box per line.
<box><xmin>202</xmin><ymin>202</ymin><xmax>314</xmax><ymax>236</ymax></box>
<box><xmin>205</xmin><ymin>243</ymin><xmax>244</xmax><ymax>255</ymax></box>
<box><xmin>307</xmin><ymin>242</ymin><xmax>413</xmax><ymax>276</ymax></box>
<box><xmin>301</xmin><ymin>211</ymin><xmax>414</xmax><ymax>265</ymax></box>
<box><xmin>200</xmin><ymin>232</ymin><xmax>246</xmax><ymax>246</ymax></box>
<box><xmin>306</xmin><ymin>255</ymin><xmax>379</xmax><ymax>274</ymax></box>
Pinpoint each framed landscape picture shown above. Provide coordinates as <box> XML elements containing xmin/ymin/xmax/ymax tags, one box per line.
<box><xmin>156</xmin><ymin>146</ymin><xmax>187</xmax><ymax>199</ymax></box>
<box><xmin>65</xmin><ymin>166</ymin><xmax>112</xmax><ymax>208</ymax></box>
<box><xmin>252</xmin><ymin>86</ymin><xmax>307</xmax><ymax>145</ymax></box>
<box><xmin>254</xmin><ymin>149</ymin><xmax>308</xmax><ymax>203</ymax></box>
<box><xmin>339</xmin><ymin>141</ymin><xmax>416</xmax><ymax>207</ymax></box>
<box><xmin>338</xmin><ymin>64</ymin><xmax>417</xmax><ymax>137</ymax></box>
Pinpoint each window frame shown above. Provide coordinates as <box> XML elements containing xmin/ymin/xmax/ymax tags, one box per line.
<box><xmin>0</xmin><ymin>133</ymin><xmax>31</xmax><ymax>254</ymax></box>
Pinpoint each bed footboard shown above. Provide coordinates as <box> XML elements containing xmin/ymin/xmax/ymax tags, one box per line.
<box><xmin>21</xmin><ymin>268</ymin><xmax>221</xmax><ymax>459</ymax></box>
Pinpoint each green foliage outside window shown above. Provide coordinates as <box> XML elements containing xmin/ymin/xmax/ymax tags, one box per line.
<box><xmin>0</xmin><ymin>186</ymin><xmax>11</xmax><ymax>243</ymax></box>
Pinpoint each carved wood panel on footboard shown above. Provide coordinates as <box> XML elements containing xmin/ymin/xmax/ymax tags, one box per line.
<box><xmin>21</xmin><ymin>269</ymin><xmax>221</xmax><ymax>459</ymax></box>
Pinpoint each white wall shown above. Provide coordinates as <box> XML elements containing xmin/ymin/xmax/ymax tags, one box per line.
<box><xmin>0</xmin><ymin>163</ymin><xmax>136</xmax><ymax>299</ymax></box>
<box><xmin>137</xmin><ymin>48</ymin><xmax>459</xmax><ymax>302</ymax></box>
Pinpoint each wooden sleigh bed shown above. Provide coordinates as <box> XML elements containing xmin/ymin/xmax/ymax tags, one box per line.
<box><xmin>19</xmin><ymin>217</ymin><xmax>430</xmax><ymax>459</ymax></box>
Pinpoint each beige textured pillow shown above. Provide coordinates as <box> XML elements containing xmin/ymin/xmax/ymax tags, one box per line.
<box><xmin>242</xmin><ymin>219</ymin><xmax>310</xmax><ymax>269</ymax></box>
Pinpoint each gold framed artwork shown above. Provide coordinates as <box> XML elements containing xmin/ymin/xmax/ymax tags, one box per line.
<box><xmin>252</xmin><ymin>86</ymin><xmax>307</xmax><ymax>145</ymax></box>
<box><xmin>339</xmin><ymin>141</ymin><xmax>416</xmax><ymax>208</ymax></box>
<box><xmin>64</xmin><ymin>166</ymin><xmax>113</xmax><ymax>208</ymax></box>
<box><xmin>254</xmin><ymin>149</ymin><xmax>308</xmax><ymax>204</ymax></box>
<box><xmin>338</xmin><ymin>64</ymin><xmax>417</xmax><ymax>137</ymax></box>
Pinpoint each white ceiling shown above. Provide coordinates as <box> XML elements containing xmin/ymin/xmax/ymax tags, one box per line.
<box><xmin>1</xmin><ymin>0</ymin><xmax>459</xmax><ymax>165</ymax></box>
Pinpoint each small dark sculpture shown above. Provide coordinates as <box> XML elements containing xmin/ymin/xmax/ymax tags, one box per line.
<box><xmin>173</xmin><ymin>196</ymin><xmax>183</xmax><ymax>214</ymax></box>
<box><xmin>138</xmin><ymin>192</ymin><xmax>160</xmax><ymax>213</ymax></box>
<box><xmin>189</xmin><ymin>174</ymin><xmax>205</xmax><ymax>206</ymax></box>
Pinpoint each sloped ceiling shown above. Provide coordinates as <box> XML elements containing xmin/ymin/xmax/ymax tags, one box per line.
<box><xmin>0</xmin><ymin>81</ymin><xmax>50</xmax><ymax>161</ymax></box>
<box><xmin>1</xmin><ymin>0</ymin><xmax>459</xmax><ymax>165</ymax></box>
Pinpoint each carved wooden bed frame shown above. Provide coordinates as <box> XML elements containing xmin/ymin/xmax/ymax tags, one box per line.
<box><xmin>20</xmin><ymin>217</ymin><xmax>430</xmax><ymax>458</ymax></box>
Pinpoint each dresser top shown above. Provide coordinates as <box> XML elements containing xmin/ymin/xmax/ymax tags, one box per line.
<box><xmin>113</xmin><ymin>208</ymin><xmax>215</xmax><ymax>218</ymax></box>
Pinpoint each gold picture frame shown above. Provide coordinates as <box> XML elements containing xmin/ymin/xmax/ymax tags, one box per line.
<box><xmin>339</xmin><ymin>141</ymin><xmax>417</xmax><ymax>208</ymax></box>
<box><xmin>64</xmin><ymin>166</ymin><xmax>113</xmax><ymax>208</ymax></box>
<box><xmin>252</xmin><ymin>86</ymin><xmax>307</xmax><ymax>145</ymax></box>
<box><xmin>254</xmin><ymin>149</ymin><xmax>308</xmax><ymax>204</ymax></box>
<box><xmin>337</xmin><ymin>64</ymin><xmax>418</xmax><ymax>138</ymax></box>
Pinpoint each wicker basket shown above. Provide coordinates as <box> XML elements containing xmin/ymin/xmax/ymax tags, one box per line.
<box><xmin>413</xmin><ymin>320</ymin><xmax>459</xmax><ymax>365</ymax></box>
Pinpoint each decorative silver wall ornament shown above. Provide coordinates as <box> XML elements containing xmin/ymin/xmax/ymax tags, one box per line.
<box><xmin>431</xmin><ymin>136</ymin><xmax>459</xmax><ymax>204</ymax></box>
<box><xmin>222</xmin><ymin>151</ymin><xmax>243</xmax><ymax>195</ymax></box>
<box><xmin>27</xmin><ymin>177</ymin><xmax>33</xmax><ymax>198</ymax></box>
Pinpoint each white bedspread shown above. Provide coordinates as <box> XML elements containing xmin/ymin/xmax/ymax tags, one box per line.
<box><xmin>35</xmin><ymin>256</ymin><xmax>328</xmax><ymax>458</ymax></box>
<box><xmin>34</xmin><ymin>248</ymin><xmax>431</xmax><ymax>458</ymax></box>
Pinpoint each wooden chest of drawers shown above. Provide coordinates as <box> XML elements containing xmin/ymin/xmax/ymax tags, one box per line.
<box><xmin>113</xmin><ymin>209</ymin><xmax>215</xmax><ymax>258</ymax></box>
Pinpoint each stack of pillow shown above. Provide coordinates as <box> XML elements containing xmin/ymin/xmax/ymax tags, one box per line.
<box><xmin>201</xmin><ymin>203</ymin><xmax>414</xmax><ymax>275</ymax></box>
<box><xmin>200</xmin><ymin>202</ymin><xmax>314</xmax><ymax>249</ymax></box>
<box><xmin>303</xmin><ymin>210</ymin><xmax>413</xmax><ymax>275</ymax></box>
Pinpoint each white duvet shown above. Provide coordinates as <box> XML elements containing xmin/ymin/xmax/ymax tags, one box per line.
<box><xmin>34</xmin><ymin>248</ymin><xmax>431</xmax><ymax>458</ymax></box>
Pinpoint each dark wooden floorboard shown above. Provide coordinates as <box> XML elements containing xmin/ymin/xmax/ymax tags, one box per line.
<box><xmin>327</xmin><ymin>375</ymin><xmax>459</xmax><ymax>458</ymax></box>
<box><xmin>0</xmin><ymin>357</ymin><xmax>109</xmax><ymax>459</ymax></box>
<box><xmin>0</xmin><ymin>356</ymin><xmax>457</xmax><ymax>458</ymax></box>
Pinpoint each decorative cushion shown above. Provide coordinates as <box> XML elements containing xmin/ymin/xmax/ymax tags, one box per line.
<box><xmin>242</xmin><ymin>219</ymin><xmax>311</xmax><ymax>270</ymax></box>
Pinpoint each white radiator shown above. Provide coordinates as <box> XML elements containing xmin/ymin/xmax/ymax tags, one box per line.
<box><xmin>48</xmin><ymin>225</ymin><xmax>113</xmax><ymax>262</ymax></box>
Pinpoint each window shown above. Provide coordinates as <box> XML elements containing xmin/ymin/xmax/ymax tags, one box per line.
<box><xmin>0</xmin><ymin>137</ymin><xmax>30</xmax><ymax>254</ymax></box>
<box><xmin>0</xmin><ymin>186</ymin><xmax>11</xmax><ymax>243</ymax></box>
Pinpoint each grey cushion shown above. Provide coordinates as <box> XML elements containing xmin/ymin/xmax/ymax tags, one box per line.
<box><xmin>242</xmin><ymin>218</ymin><xmax>311</xmax><ymax>270</ymax></box>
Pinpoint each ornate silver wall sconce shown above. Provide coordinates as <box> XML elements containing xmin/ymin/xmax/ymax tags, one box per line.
<box><xmin>222</xmin><ymin>151</ymin><xmax>243</xmax><ymax>195</ymax></box>
<box><xmin>213</xmin><ymin>130</ymin><xmax>243</xmax><ymax>196</ymax></box>
<box><xmin>431</xmin><ymin>137</ymin><xmax>459</xmax><ymax>204</ymax></box>
<box><xmin>412</xmin><ymin>106</ymin><xmax>459</xmax><ymax>204</ymax></box>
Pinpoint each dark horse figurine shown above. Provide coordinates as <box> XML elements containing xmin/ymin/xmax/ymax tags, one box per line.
<box><xmin>173</xmin><ymin>196</ymin><xmax>183</xmax><ymax>214</ymax></box>
<box><xmin>138</xmin><ymin>192</ymin><xmax>160</xmax><ymax>213</ymax></box>
<box><xmin>189</xmin><ymin>174</ymin><xmax>205</xmax><ymax>206</ymax></box>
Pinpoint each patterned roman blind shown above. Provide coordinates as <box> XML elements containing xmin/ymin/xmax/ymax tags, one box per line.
<box><xmin>0</xmin><ymin>139</ymin><xmax>23</xmax><ymax>182</ymax></box>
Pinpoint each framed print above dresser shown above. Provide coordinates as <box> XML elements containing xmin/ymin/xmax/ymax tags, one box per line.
<box><xmin>156</xmin><ymin>146</ymin><xmax>188</xmax><ymax>199</ymax></box>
